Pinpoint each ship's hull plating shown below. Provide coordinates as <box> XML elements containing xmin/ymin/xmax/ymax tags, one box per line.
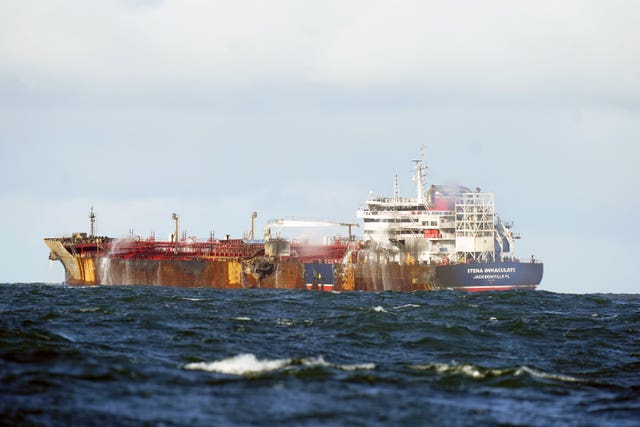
<box><xmin>58</xmin><ymin>257</ymin><xmax>542</xmax><ymax>291</ymax></box>
<box><xmin>47</xmin><ymin>240</ymin><xmax>542</xmax><ymax>291</ymax></box>
<box><xmin>435</xmin><ymin>261</ymin><xmax>543</xmax><ymax>292</ymax></box>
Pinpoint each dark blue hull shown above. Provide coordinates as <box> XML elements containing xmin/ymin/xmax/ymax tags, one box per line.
<box><xmin>304</xmin><ymin>262</ymin><xmax>336</xmax><ymax>290</ymax></box>
<box><xmin>435</xmin><ymin>261</ymin><xmax>543</xmax><ymax>291</ymax></box>
<box><xmin>304</xmin><ymin>261</ymin><xmax>543</xmax><ymax>292</ymax></box>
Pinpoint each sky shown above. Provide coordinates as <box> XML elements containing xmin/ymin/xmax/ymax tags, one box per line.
<box><xmin>1</xmin><ymin>0</ymin><xmax>638</xmax><ymax>293</ymax></box>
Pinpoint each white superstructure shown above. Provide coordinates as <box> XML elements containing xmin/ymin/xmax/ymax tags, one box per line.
<box><xmin>357</xmin><ymin>151</ymin><xmax>519</xmax><ymax>264</ymax></box>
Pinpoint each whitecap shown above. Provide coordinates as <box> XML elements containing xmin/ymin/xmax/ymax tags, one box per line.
<box><xmin>300</xmin><ymin>356</ymin><xmax>375</xmax><ymax>371</ymax></box>
<box><xmin>231</xmin><ymin>317</ymin><xmax>251</xmax><ymax>321</ymax></box>
<box><xmin>299</xmin><ymin>356</ymin><xmax>330</xmax><ymax>368</ymax></box>
<box><xmin>185</xmin><ymin>354</ymin><xmax>376</xmax><ymax>376</ymax></box>
<box><xmin>337</xmin><ymin>362</ymin><xmax>376</xmax><ymax>371</ymax></box>
<box><xmin>409</xmin><ymin>362</ymin><xmax>509</xmax><ymax>379</ymax></box>
<box><xmin>410</xmin><ymin>362</ymin><xmax>581</xmax><ymax>383</ymax></box>
<box><xmin>393</xmin><ymin>304</ymin><xmax>420</xmax><ymax>309</ymax></box>
<box><xmin>185</xmin><ymin>354</ymin><xmax>290</xmax><ymax>375</ymax></box>
<box><xmin>433</xmin><ymin>363</ymin><xmax>488</xmax><ymax>379</ymax></box>
<box><xmin>515</xmin><ymin>366</ymin><xmax>581</xmax><ymax>383</ymax></box>
<box><xmin>371</xmin><ymin>306</ymin><xmax>388</xmax><ymax>313</ymax></box>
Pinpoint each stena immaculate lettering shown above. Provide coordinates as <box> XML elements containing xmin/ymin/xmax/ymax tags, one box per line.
<box><xmin>467</xmin><ymin>267</ymin><xmax>516</xmax><ymax>274</ymax></box>
<box><xmin>483</xmin><ymin>267</ymin><xmax>516</xmax><ymax>274</ymax></box>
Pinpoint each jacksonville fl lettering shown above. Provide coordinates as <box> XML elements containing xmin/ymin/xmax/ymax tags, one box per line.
<box><xmin>467</xmin><ymin>267</ymin><xmax>516</xmax><ymax>280</ymax></box>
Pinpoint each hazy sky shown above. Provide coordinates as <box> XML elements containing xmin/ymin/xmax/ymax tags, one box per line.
<box><xmin>1</xmin><ymin>1</ymin><xmax>638</xmax><ymax>293</ymax></box>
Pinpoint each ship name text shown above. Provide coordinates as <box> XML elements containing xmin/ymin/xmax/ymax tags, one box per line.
<box><xmin>468</xmin><ymin>267</ymin><xmax>516</xmax><ymax>281</ymax></box>
<box><xmin>467</xmin><ymin>267</ymin><xmax>516</xmax><ymax>274</ymax></box>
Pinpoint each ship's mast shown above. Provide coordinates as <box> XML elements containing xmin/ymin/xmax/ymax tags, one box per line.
<box><xmin>172</xmin><ymin>213</ymin><xmax>179</xmax><ymax>254</ymax></box>
<box><xmin>89</xmin><ymin>206</ymin><xmax>96</xmax><ymax>237</ymax></box>
<box><xmin>250</xmin><ymin>211</ymin><xmax>257</xmax><ymax>240</ymax></box>
<box><xmin>412</xmin><ymin>145</ymin><xmax>427</xmax><ymax>204</ymax></box>
<box><xmin>393</xmin><ymin>175</ymin><xmax>400</xmax><ymax>201</ymax></box>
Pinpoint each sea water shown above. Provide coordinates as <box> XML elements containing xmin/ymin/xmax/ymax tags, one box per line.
<box><xmin>1</xmin><ymin>284</ymin><xmax>638</xmax><ymax>426</ymax></box>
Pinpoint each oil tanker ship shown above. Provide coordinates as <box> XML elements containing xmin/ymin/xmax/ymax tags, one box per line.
<box><xmin>45</xmin><ymin>152</ymin><xmax>543</xmax><ymax>291</ymax></box>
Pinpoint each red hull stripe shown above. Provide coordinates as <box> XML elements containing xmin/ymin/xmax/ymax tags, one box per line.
<box><xmin>305</xmin><ymin>284</ymin><xmax>334</xmax><ymax>291</ymax></box>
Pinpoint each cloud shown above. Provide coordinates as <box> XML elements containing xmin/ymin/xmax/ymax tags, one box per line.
<box><xmin>1</xmin><ymin>0</ymin><xmax>638</xmax><ymax>102</ymax></box>
<box><xmin>310</xmin><ymin>1</ymin><xmax>640</xmax><ymax>99</ymax></box>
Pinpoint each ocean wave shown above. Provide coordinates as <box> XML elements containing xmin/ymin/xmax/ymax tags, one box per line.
<box><xmin>2</xmin><ymin>284</ymin><xmax>637</xmax><ymax>426</ymax></box>
<box><xmin>409</xmin><ymin>362</ymin><xmax>508</xmax><ymax>379</ymax></box>
<box><xmin>393</xmin><ymin>304</ymin><xmax>421</xmax><ymax>310</ymax></box>
<box><xmin>296</xmin><ymin>356</ymin><xmax>376</xmax><ymax>372</ymax></box>
<box><xmin>185</xmin><ymin>354</ymin><xmax>290</xmax><ymax>375</ymax></box>
<box><xmin>409</xmin><ymin>362</ymin><xmax>582</xmax><ymax>383</ymax></box>
<box><xmin>513</xmin><ymin>366</ymin><xmax>581</xmax><ymax>383</ymax></box>
<box><xmin>184</xmin><ymin>354</ymin><xmax>375</xmax><ymax>376</ymax></box>
<box><xmin>78</xmin><ymin>307</ymin><xmax>101</xmax><ymax>313</ymax></box>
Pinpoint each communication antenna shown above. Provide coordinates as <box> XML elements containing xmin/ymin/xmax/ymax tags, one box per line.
<box><xmin>89</xmin><ymin>206</ymin><xmax>96</xmax><ymax>237</ymax></box>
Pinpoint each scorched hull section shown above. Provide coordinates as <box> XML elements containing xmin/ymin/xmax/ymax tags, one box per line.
<box><xmin>93</xmin><ymin>258</ymin><xmax>305</xmax><ymax>289</ymax></box>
